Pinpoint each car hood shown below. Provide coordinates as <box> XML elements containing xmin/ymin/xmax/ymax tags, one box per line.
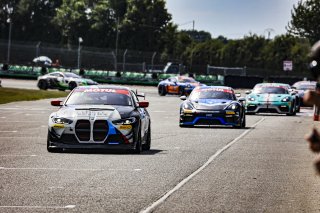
<box><xmin>53</xmin><ymin>105</ymin><xmax>134</xmax><ymax>120</ymax></box>
<box><xmin>249</xmin><ymin>93</ymin><xmax>290</xmax><ymax>102</ymax></box>
<box><xmin>192</xmin><ymin>99</ymin><xmax>232</xmax><ymax>110</ymax></box>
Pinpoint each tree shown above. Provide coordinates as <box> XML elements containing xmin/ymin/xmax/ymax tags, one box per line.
<box><xmin>287</xmin><ymin>0</ymin><xmax>320</xmax><ymax>43</ymax></box>
<box><xmin>120</xmin><ymin>0</ymin><xmax>171</xmax><ymax>51</ymax></box>
<box><xmin>53</xmin><ymin>0</ymin><xmax>91</xmax><ymax>46</ymax></box>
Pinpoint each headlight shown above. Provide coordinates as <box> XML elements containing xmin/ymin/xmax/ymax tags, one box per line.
<box><xmin>52</xmin><ymin>117</ymin><xmax>73</xmax><ymax>124</ymax></box>
<box><xmin>112</xmin><ymin>117</ymin><xmax>137</xmax><ymax>125</ymax></box>
<box><xmin>282</xmin><ymin>97</ymin><xmax>290</xmax><ymax>102</ymax></box>
<box><xmin>183</xmin><ymin>102</ymin><xmax>194</xmax><ymax>110</ymax></box>
<box><xmin>247</xmin><ymin>96</ymin><xmax>255</xmax><ymax>101</ymax></box>
<box><xmin>226</xmin><ymin>103</ymin><xmax>239</xmax><ymax>110</ymax></box>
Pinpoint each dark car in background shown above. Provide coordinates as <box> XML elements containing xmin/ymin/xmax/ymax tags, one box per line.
<box><xmin>158</xmin><ymin>75</ymin><xmax>204</xmax><ymax>96</ymax></box>
<box><xmin>47</xmin><ymin>85</ymin><xmax>151</xmax><ymax>153</ymax></box>
<box><xmin>179</xmin><ymin>86</ymin><xmax>246</xmax><ymax>128</ymax></box>
<box><xmin>37</xmin><ymin>71</ymin><xmax>98</xmax><ymax>91</ymax></box>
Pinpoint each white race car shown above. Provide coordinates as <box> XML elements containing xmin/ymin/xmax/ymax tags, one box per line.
<box><xmin>37</xmin><ymin>71</ymin><xmax>98</xmax><ymax>91</ymax></box>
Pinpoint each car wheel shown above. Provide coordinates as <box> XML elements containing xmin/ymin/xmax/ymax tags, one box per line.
<box><xmin>133</xmin><ymin>128</ymin><xmax>142</xmax><ymax>154</ymax></box>
<box><xmin>178</xmin><ymin>86</ymin><xmax>185</xmax><ymax>96</ymax></box>
<box><xmin>287</xmin><ymin>101</ymin><xmax>296</xmax><ymax>116</ymax></box>
<box><xmin>241</xmin><ymin>113</ymin><xmax>246</xmax><ymax>128</ymax></box>
<box><xmin>47</xmin><ymin>132</ymin><xmax>63</xmax><ymax>153</ymax></box>
<box><xmin>142</xmin><ymin>125</ymin><xmax>151</xmax><ymax>151</ymax></box>
<box><xmin>38</xmin><ymin>80</ymin><xmax>48</xmax><ymax>90</ymax></box>
<box><xmin>158</xmin><ymin>85</ymin><xmax>167</xmax><ymax>96</ymax></box>
<box><xmin>69</xmin><ymin>81</ymin><xmax>77</xmax><ymax>90</ymax></box>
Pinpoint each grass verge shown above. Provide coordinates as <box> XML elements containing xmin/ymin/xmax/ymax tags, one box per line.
<box><xmin>0</xmin><ymin>87</ymin><xmax>68</xmax><ymax>104</ymax></box>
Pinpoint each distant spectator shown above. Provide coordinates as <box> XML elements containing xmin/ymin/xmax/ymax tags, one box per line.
<box><xmin>41</xmin><ymin>66</ymin><xmax>47</xmax><ymax>75</ymax></box>
<box><xmin>52</xmin><ymin>59</ymin><xmax>60</xmax><ymax>67</ymax></box>
<box><xmin>2</xmin><ymin>64</ymin><xmax>9</xmax><ymax>71</ymax></box>
<box><xmin>79</xmin><ymin>68</ymin><xmax>85</xmax><ymax>77</ymax></box>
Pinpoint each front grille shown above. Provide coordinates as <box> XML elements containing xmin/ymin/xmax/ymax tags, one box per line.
<box><xmin>93</xmin><ymin>120</ymin><xmax>109</xmax><ymax>141</ymax></box>
<box><xmin>247</xmin><ymin>105</ymin><xmax>257</xmax><ymax>111</ymax></box>
<box><xmin>75</xmin><ymin>120</ymin><xmax>91</xmax><ymax>141</ymax></box>
<box><xmin>195</xmin><ymin>119</ymin><xmax>222</xmax><ymax>125</ymax></box>
<box><xmin>257</xmin><ymin>108</ymin><xmax>278</xmax><ymax>113</ymax></box>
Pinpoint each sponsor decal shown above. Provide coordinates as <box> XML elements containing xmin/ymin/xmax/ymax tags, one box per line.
<box><xmin>195</xmin><ymin>88</ymin><xmax>233</xmax><ymax>94</ymax></box>
<box><xmin>53</xmin><ymin>124</ymin><xmax>65</xmax><ymax>128</ymax></box>
<box><xmin>76</xmin><ymin>88</ymin><xmax>130</xmax><ymax>95</ymax></box>
<box><xmin>183</xmin><ymin>109</ymin><xmax>194</xmax><ymax>113</ymax></box>
<box><xmin>226</xmin><ymin>111</ymin><xmax>236</xmax><ymax>115</ymax></box>
<box><xmin>119</xmin><ymin>125</ymin><xmax>132</xmax><ymax>130</ymax></box>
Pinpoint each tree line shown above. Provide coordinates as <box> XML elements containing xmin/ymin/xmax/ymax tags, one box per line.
<box><xmin>0</xmin><ymin>0</ymin><xmax>319</xmax><ymax>75</ymax></box>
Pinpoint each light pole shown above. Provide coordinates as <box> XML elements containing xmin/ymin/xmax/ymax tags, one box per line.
<box><xmin>6</xmin><ymin>6</ymin><xmax>13</xmax><ymax>64</ymax></box>
<box><xmin>77</xmin><ymin>37</ymin><xmax>83</xmax><ymax>69</ymax></box>
<box><xmin>122</xmin><ymin>49</ymin><xmax>128</xmax><ymax>72</ymax></box>
<box><xmin>36</xmin><ymin>41</ymin><xmax>41</xmax><ymax>57</ymax></box>
<box><xmin>151</xmin><ymin>52</ymin><xmax>157</xmax><ymax>72</ymax></box>
<box><xmin>115</xmin><ymin>17</ymin><xmax>120</xmax><ymax>71</ymax></box>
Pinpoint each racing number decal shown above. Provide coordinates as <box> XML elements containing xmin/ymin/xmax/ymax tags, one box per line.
<box><xmin>167</xmin><ymin>85</ymin><xmax>179</xmax><ymax>93</ymax></box>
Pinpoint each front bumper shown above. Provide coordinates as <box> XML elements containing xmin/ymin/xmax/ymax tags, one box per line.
<box><xmin>246</xmin><ymin>102</ymin><xmax>292</xmax><ymax>114</ymax></box>
<box><xmin>180</xmin><ymin>110</ymin><xmax>241</xmax><ymax>126</ymax></box>
<box><xmin>48</xmin><ymin>119</ymin><xmax>136</xmax><ymax>150</ymax></box>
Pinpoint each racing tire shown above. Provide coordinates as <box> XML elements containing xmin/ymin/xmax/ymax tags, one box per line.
<box><xmin>178</xmin><ymin>86</ymin><xmax>185</xmax><ymax>96</ymax></box>
<box><xmin>142</xmin><ymin>125</ymin><xmax>151</xmax><ymax>151</ymax></box>
<box><xmin>241</xmin><ymin>114</ymin><xmax>246</xmax><ymax>128</ymax></box>
<box><xmin>47</xmin><ymin>133</ymin><xmax>63</xmax><ymax>153</ymax></box>
<box><xmin>133</xmin><ymin>128</ymin><xmax>142</xmax><ymax>154</ymax></box>
<box><xmin>69</xmin><ymin>81</ymin><xmax>77</xmax><ymax>90</ymax></box>
<box><xmin>286</xmin><ymin>102</ymin><xmax>296</xmax><ymax>116</ymax></box>
<box><xmin>38</xmin><ymin>80</ymin><xmax>48</xmax><ymax>90</ymax></box>
<box><xmin>158</xmin><ymin>85</ymin><xmax>167</xmax><ymax>96</ymax></box>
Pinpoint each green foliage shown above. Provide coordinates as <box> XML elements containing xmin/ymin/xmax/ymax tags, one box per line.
<box><xmin>287</xmin><ymin>0</ymin><xmax>320</xmax><ymax>43</ymax></box>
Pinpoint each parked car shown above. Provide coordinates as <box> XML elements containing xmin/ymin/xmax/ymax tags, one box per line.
<box><xmin>158</xmin><ymin>75</ymin><xmax>204</xmax><ymax>96</ymax></box>
<box><xmin>179</xmin><ymin>86</ymin><xmax>246</xmax><ymax>128</ymax></box>
<box><xmin>47</xmin><ymin>85</ymin><xmax>151</xmax><ymax>153</ymax></box>
<box><xmin>245</xmin><ymin>83</ymin><xmax>298</xmax><ymax>115</ymax></box>
<box><xmin>292</xmin><ymin>81</ymin><xmax>317</xmax><ymax>106</ymax></box>
<box><xmin>37</xmin><ymin>71</ymin><xmax>98</xmax><ymax>91</ymax></box>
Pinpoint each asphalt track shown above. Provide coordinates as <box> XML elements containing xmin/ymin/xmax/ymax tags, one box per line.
<box><xmin>1</xmin><ymin>79</ymin><xmax>320</xmax><ymax>212</ymax></box>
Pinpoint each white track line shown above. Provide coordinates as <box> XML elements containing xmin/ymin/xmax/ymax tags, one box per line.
<box><xmin>0</xmin><ymin>205</ymin><xmax>76</xmax><ymax>209</ymax></box>
<box><xmin>140</xmin><ymin>117</ymin><xmax>265</xmax><ymax>213</ymax></box>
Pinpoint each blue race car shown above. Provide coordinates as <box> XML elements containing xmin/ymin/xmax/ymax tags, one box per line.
<box><xmin>179</xmin><ymin>86</ymin><xmax>246</xmax><ymax>128</ymax></box>
<box><xmin>158</xmin><ymin>75</ymin><xmax>204</xmax><ymax>96</ymax></box>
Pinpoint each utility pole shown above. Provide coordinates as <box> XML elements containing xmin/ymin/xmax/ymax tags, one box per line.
<box><xmin>77</xmin><ymin>37</ymin><xmax>83</xmax><ymax>69</ymax></box>
<box><xmin>115</xmin><ymin>17</ymin><xmax>120</xmax><ymax>71</ymax></box>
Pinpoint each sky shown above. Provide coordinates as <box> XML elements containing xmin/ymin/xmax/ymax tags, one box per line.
<box><xmin>165</xmin><ymin>0</ymin><xmax>301</xmax><ymax>39</ymax></box>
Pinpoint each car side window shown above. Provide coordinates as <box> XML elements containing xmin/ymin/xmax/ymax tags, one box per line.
<box><xmin>130</xmin><ymin>91</ymin><xmax>139</xmax><ymax>107</ymax></box>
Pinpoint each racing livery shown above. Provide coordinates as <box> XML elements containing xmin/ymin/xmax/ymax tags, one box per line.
<box><xmin>158</xmin><ymin>76</ymin><xmax>204</xmax><ymax>96</ymax></box>
<box><xmin>37</xmin><ymin>71</ymin><xmax>98</xmax><ymax>91</ymax></box>
<box><xmin>245</xmin><ymin>83</ymin><xmax>297</xmax><ymax>115</ymax></box>
<box><xmin>47</xmin><ymin>85</ymin><xmax>151</xmax><ymax>153</ymax></box>
<box><xmin>179</xmin><ymin>86</ymin><xmax>246</xmax><ymax>128</ymax></box>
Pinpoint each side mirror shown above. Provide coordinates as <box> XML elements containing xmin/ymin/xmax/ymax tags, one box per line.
<box><xmin>51</xmin><ymin>100</ymin><xmax>63</xmax><ymax>106</ymax></box>
<box><xmin>180</xmin><ymin>96</ymin><xmax>187</xmax><ymax>101</ymax></box>
<box><xmin>138</xmin><ymin>101</ymin><xmax>149</xmax><ymax>108</ymax></box>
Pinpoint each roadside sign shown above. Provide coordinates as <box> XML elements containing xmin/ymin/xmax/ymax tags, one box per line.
<box><xmin>283</xmin><ymin>60</ymin><xmax>293</xmax><ymax>71</ymax></box>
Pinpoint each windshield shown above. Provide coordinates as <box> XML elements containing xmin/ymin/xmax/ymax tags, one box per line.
<box><xmin>178</xmin><ymin>78</ymin><xmax>197</xmax><ymax>83</ymax></box>
<box><xmin>253</xmin><ymin>86</ymin><xmax>288</xmax><ymax>94</ymax></box>
<box><xmin>297</xmin><ymin>84</ymin><xmax>316</xmax><ymax>90</ymax></box>
<box><xmin>65</xmin><ymin>88</ymin><xmax>133</xmax><ymax>106</ymax></box>
<box><xmin>190</xmin><ymin>89</ymin><xmax>235</xmax><ymax>101</ymax></box>
<box><xmin>64</xmin><ymin>72</ymin><xmax>81</xmax><ymax>78</ymax></box>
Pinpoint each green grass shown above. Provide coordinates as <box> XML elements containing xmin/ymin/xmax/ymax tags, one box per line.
<box><xmin>0</xmin><ymin>87</ymin><xmax>68</xmax><ymax>104</ymax></box>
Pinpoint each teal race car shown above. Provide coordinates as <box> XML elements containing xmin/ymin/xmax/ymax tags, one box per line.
<box><xmin>245</xmin><ymin>83</ymin><xmax>298</xmax><ymax>115</ymax></box>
